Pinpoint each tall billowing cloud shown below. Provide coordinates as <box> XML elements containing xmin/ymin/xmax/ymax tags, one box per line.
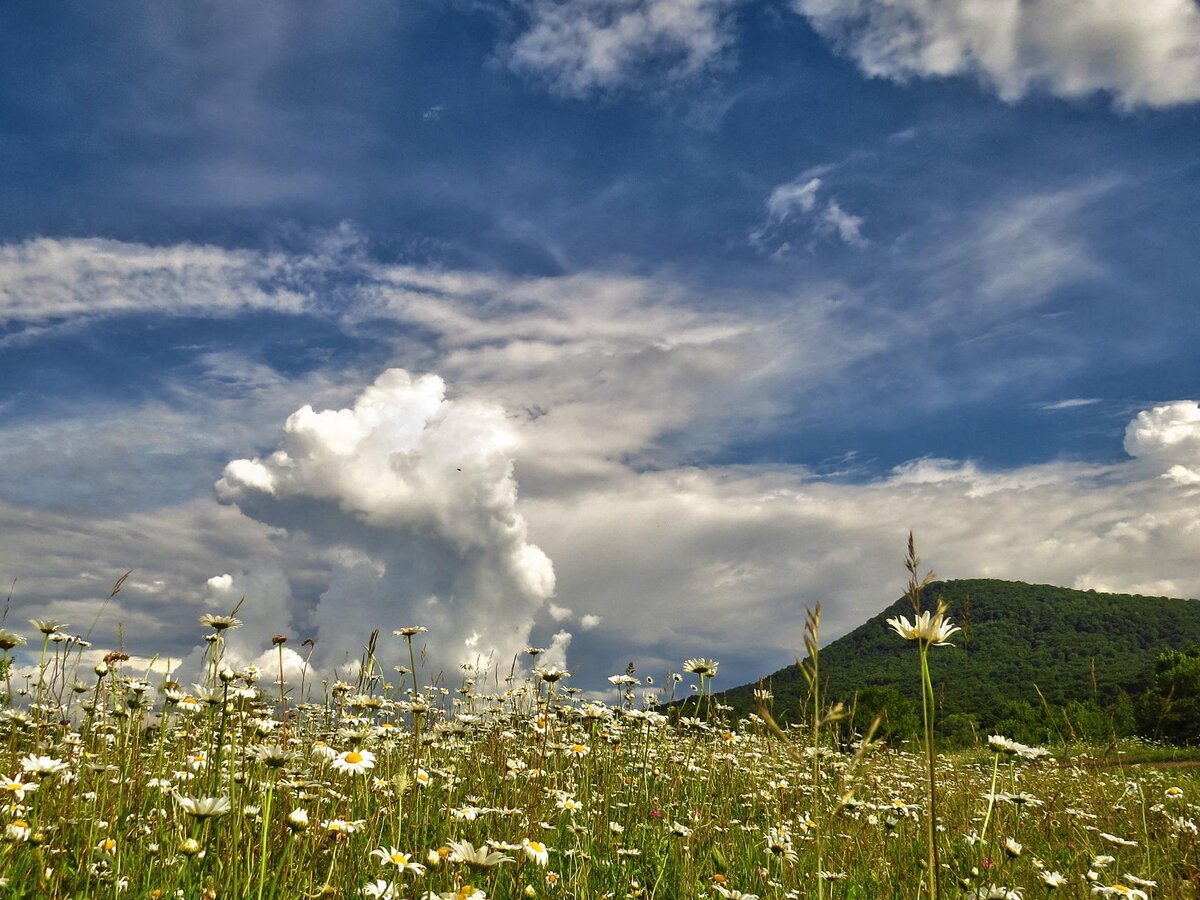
<box><xmin>1124</xmin><ymin>401</ymin><xmax>1200</xmax><ymax>486</ymax></box>
<box><xmin>794</xmin><ymin>0</ymin><xmax>1200</xmax><ymax>109</ymax></box>
<box><xmin>215</xmin><ymin>368</ymin><xmax>556</xmax><ymax>679</ymax></box>
<box><xmin>507</xmin><ymin>0</ymin><xmax>744</xmax><ymax>96</ymax></box>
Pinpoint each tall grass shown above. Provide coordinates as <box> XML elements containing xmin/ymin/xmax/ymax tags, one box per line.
<box><xmin>0</xmin><ymin>575</ymin><xmax>1196</xmax><ymax>897</ymax></box>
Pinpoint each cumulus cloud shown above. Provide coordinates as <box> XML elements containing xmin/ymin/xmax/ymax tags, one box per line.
<box><xmin>751</xmin><ymin>175</ymin><xmax>867</xmax><ymax>252</ymax></box>
<box><xmin>506</xmin><ymin>0</ymin><xmax>744</xmax><ymax>96</ymax></box>
<box><xmin>200</xmin><ymin>565</ymin><xmax>296</xmax><ymax>667</ymax></box>
<box><xmin>793</xmin><ymin>0</ymin><xmax>1200</xmax><ymax>109</ymax></box>
<box><xmin>216</xmin><ymin>368</ymin><xmax>556</xmax><ymax>679</ymax></box>
<box><xmin>3</xmin><ymin>233</ymin><xmax>1193</xmax><ymax>691</ymax></box>
<box><xmin>1124</xmin><ymin>401</ymin><xmax>1200</xmax><ymax>486</ymax></box>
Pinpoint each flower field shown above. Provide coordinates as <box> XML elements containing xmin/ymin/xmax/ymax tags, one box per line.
<box><xmin>0</xmin><ymin>614</ymin><xmax>1198</xmax><ymax>900</ymax></box>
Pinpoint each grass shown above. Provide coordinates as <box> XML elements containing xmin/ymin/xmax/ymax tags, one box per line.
<box><xmin>0</xmin><ymin>617</ymin><xmax>1197</xmax><ymax>900</ymax></box>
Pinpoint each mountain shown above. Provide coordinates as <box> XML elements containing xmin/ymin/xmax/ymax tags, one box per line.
<box><xmin>716</xmin><ymin>579</ymin><xmax>1200</xmax><ymax>743</ymax></box>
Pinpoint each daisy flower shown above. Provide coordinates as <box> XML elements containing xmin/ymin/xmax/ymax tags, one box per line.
<box><xmin>361</xmin><ymin>880</ymin><xmax>396</xmax><ymax>899</ymax></box>
<box><xmin>175</xmin><ymin>795</ymin><xmax>232</xmax><ymax>819</ymax></box>
<box><xmin>331</xmin><ymin>749</ymin><xmax>376</xmax><ymax>776</ymax></box>
<box><xmin>1039</xmin><ymin>871</ymin><xmax>1067</xmax><ymax>889</ymax></box>
<box><xmin>886</xmin><ymin>610</ymin><xmax>960</xmax><ymax>646</ymax></box>
<box><xmin>522</xmin><ymin>839</ymin><xmax>550</xmax><ymax>867</ymax></box>
<box><xmin>1090</xmin><ymin>886</ymin><xmax>1148</xmax><ymax>899</ymax></box>
<box><xmin>1</xmin><ymin>775</ymin><xmax>37</xmax><ymax>802</ymax></box>
<box><xmin>371</xmin><ymin>846</ymin><xmax>426</xmax><ymax>874</ymax></box>
<box><xmin>448</xmin><ymin>839</ymin><xmax>514</xmax><ymax>868</ymax></box>
<box><xmin>682</xmin><ymin>658</ymin><xmax>719</xmax><ymax>678</ymax></box>
<box><xmin>198</xmin><ymin>613</ymin><xmax>242</xmax><ymax>632</ymax></box>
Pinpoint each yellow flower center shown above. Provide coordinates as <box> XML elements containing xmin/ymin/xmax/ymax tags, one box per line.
<box><xmin>345</xmin><ymin>751</ymin><xmax>363</xmax><ymax>764</ymax></box>
<box><xmin>529</xmin><ymin>841</ymin><xmax>544</xmax><ymax>852</ymax></box>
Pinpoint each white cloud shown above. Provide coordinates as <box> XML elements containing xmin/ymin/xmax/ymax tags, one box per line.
<box><xmin>794</xmin><ymin>0</ymin><xmax>1200</xmax><ymax>109</ymax></box>
<box><xmin>506</xmin><ymin>0</ymin><xmax>744</xmax><ymax>96</ymax></box>
<box><xmin>1038</xmin><ymin>398</ymin><xmax>1101</xmax><ymax>411</ymax></box>
<box><xmin>216</xmin><ymin>368</ymin><xmax>556</xmax><ymax>678</ymax></box>
<box><xmin>0</xmin><ymin>237</ymin><xmax>310</xmax><ymax>327</ymax></box>
<box><xmin>548</xmin><ymin>602</ymin><xmax>574</xmax><ymax>621</ymax></box>
<box><xmin>752</xmin><ymin>175</ymin><xmax>867</xmax><ymax>251</ymax></box>
<box><xmin>2</xmin><ymin>233</ymin><xmax>1193</xmax><ymax>690</ymax></box>
<box><xmin>540</xmin><ymin>629</ymin><xmax>574</xmax><ymax>671</ymax></box>
<box><xmin>206</xmin><ymin>573</ymin><xmax>234</xmax><ymax>591</ymax></box>
<box><xmin>1124</xmin><ymin>401</ymin><xmax>1200</xmax><ymax>485</ymax></box>
<box><xmin>523</xmin><ymin>419</ymin><xmax>1200</xmax><ymax>678</ymax></box>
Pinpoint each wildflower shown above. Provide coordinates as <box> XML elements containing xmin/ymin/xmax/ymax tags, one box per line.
<box><xmin>0</xmin><ymin>629</ymin><xmax>26</xmax><ymax>650</ymax></box>
<box><xmin>1090</xmin><ymin>886</ymin><xmax>1148</xmax><ymax>899</ymax></box>
<box><xmin>198</xmin><ymin>613</ymin><xmax>242</xmax><ymax>631</ymax></box>
<box><xmin>1039</xmin><ymin>871</ymin><xmax>1067</xmax><ymax>889</ymax></box>
<box><xmin>1165</xmin><ymin>786</ymin><xmax>1184</xmax><ymax>800</ymax></box>
<box><xmin>175</xmin><ymin>795</ymin><xmax>232</xmax><ymax>819</ymax></box>
<box><xmin>4</xmin><ymin>819</ymin><xmax>31</xmax><ymax>842</ymax></box>
<box><xmin>179</xmin><ymin>837</ymin><xmax>204</xmax><ymax>856</ymax></box>
<box><xmin>323</xmin><ymin>817</ymin><xmax>364</xmax><ymax>835</ymax></box>
<box><xmin>969</xmin><ymin>887</ymin><xmax>1022</xmax><ymax>900</ymax></box>
<box><xmin>885</xmin><ymin>610</ymin><xmax>960</xmax><ymax>646</ymax></box>
<box><xmin>669</xmin><ymin>821</ymin><xmax>692</xmax><ymax>837</ymax></box>
<box><xmin>682</xmin><ymin>658</ymin><xmax>719</xmax><ymax>678</ymax></box>
<box><xmin>448</xmin><ymin>839</ymin><xmax>514</xmax><ymax>868</ymax></box>
<box><xmin>253</xmin><ymin>745</ymin><xmax>295</xmax><ymax>768</ymax></box>
<box><xmin>715</xmin><ymin>889</ymin><xmax>761</xmax><ymax>900</ymax></box>
<box><xmin>523</xmin><ymin>839</ymin><xmax>550</xmax><ymax>866</ymax></box>
<box><xmin>555</xmin><ymin>797</ymin><xmax>582</xmax><ymax>813</ymax></box>
<box><xmin>395</xmin><ymin>625</ymin><xmax>429</xmax><ymax>637</ymax></box>
<box><xmin>361</xmin><ymin>881</ymin><xmax>395</xmax><ymax>899</ymax></box>
<box><xmin>331</xmin><ymin>749</ymin><xmax>377</xmax><ymax>776</ymax></box>
<box><xmin>535</xmin><ymin>666</ymin><xmax>569</xmax><ymax>683</ymax></box>
<box><xmin>29</xmin><ymin>619</ymin><xmax>68</xmax><ymax>635</ymax></box>
<box><xmin>765</xmin><ymin>827</ymin><xmax>797</xmax><ymax>863</ymax></box>
<box><xmin>2</xmin><ymin>774</ymin><xmax>38</xmax><ymax>802</ymax></box>
<box><xmin>95</xmin><ymin>836</ymin><xmax>118</xmax><ymax>855</ymax></box>
<box><xmin>1121</xmin><ymin>875</ymin><xmax>1157</xmax><ymax>889</ymax></box>
<box><xmin>287</xmin><ymin>808</ymin><xmax>309</xmax><ymax>832</ymax></box>
<box><xmin>371</xmin><ymin>846</ymin><xmax>426</xmax><ymax>874</ymax></box>
<box><xmin>1002</xmin><ymin>837</ymin><xmax>1022</xmax><ymax>858</ymax></box>
<box><xmin>1098</xmin><ymin>833</ymin><xmax>1138</xmax><ymax>848</ymax></box>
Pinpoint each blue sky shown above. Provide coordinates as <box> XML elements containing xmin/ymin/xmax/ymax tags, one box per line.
<box><xmin>2</xmin><ymin>1</ymin><xmax>1200</xmax><ymax>693</ymax></box>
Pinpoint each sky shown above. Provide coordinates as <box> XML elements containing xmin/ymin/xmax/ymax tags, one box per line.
<box><xmin>2</xmin><ymin>0</ymin><xmax>1200</xmax><ymax>694</ymax></box>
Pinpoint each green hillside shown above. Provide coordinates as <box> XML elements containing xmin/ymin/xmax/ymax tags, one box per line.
<box><xmin>718</xmin><ymin>579</ymin><xmax>1200</xmax><ymax>744</ymax></box>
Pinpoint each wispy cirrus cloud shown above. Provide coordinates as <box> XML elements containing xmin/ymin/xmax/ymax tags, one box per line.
<box><xmin>750</xmin><ymin>174</ymin><xmax>867</xmax><ymax>253</ymax></box>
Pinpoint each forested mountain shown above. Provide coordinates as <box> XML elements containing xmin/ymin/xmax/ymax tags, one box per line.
<box><xmin>718</xmin><ymin>579</ymin><xmax>1200</xmax><ymax>744</ymax></box>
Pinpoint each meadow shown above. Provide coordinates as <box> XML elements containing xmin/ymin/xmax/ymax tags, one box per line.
<box><xmin>0</xmin><ymin>606</ymin><xmax>1197</xmax><ymax>900</ymax></box>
